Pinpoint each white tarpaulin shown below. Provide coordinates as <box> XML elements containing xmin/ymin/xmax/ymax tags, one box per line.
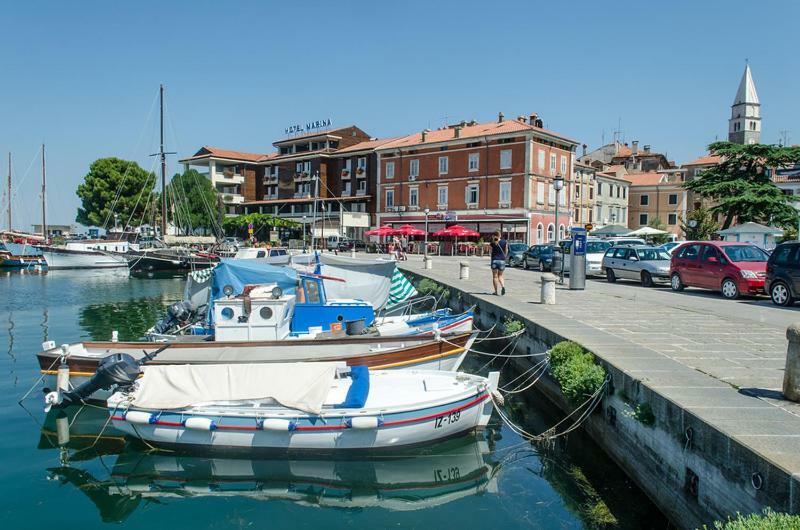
<box><xmin>132</xmin><ymin>362</ymin><xmax>338</xmax><ymax>414</ymax></box>
<box><xmin>319</xmin><ymin>253</ymin><xmax>396</xmax><ymax>309</ymax></box>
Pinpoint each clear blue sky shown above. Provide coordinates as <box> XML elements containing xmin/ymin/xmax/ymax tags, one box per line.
<box><xmin>1</xmin><ymin>0</ymin><xmax>798</xmax><ymax>229</ymax></box>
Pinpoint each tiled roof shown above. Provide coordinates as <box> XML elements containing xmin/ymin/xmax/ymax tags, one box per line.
<box><xmin>376</xmin><ymin>119</ymin><xmax>578</xmax><ymax>150</ymax></box>
<box><xmin>336</xmin><ymin>137</ymin><xmax>404</xmax><ymax>154</ymax></box>
<box><xmin>624</xmin><ymin>172</ymin><xmax>668</xmax><ymax>186</ymax></box>
<box><xmin>243</xmin><ymin>195</ymin><xmax>372</xmax><ymax>206</ymax></box>
<box><xmin>273</xmin><ymin>126</ymin><xmax>359</xmax><ymax>144</ymax></box>
<box><xmin>605</xmin><ymin>164</ymin><xmax>627</xmax><ymax>174</ymax></box>
<box><xmin>180</xmin><ymin>146</ymin><xmax>273</xmax><ymax>163</ymax></box>
<box><xmin>683</xmin><ymin>154</ymin><xmax>722</xmax><ymax>167</ymax></box>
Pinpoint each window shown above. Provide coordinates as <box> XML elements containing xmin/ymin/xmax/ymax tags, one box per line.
<box><xmin>357</xmin><ymin>178</ymin><xmax>366</xmax><ymax>192</ymax></box>
<box><xmin>538</xmin><ymin>150</ymin><xmax>545</xmax><ymax>171</ymax></box>
<box><xmin>678</xmin><ymin>244</ymin><xmax>700</xmax><ymax>260</ymax></box>
<box><xmin>343</xmin><ymin>181</ymin><xmax>351</xmax><ymax>195</ymax></box>
<box><xmin>500</xmin><ymin>149</ymin><xmax>512</xmax><ymax>169</ymax></box>
<box><xmin>772</xmin><ymin>244</ymin><xmax>796</xmax><ymax>266</ymax></box>
<box><xmin>536</xmin><ymin>223</ymin><xmax>544</xmax><ymax>243</ymax></box>
<box><xmin>559</xmin><ymin>224</ymin><xmax>565</xmax><ymax>240</ymax></box>
<box><xmin>499</xmin><ymin>181</ymin><xmax>511</xmax><ymax>204</ymax></box>
<box><xmin>547</xmin><ymin>223</ymin><xmax>555</xmax><ymax>242</ymax></box>
<box><xmin>409</xmin><ymin>188</ymin><xmax>418</xmax><ymax>207</ymax></box>
<box><xmin>589</xmin><ymin>209</ymin><xmax>593</xmax><ymax>222</ymax></box>
<box><xmin>548</xmin><ymin>184</ymin><xmax>555</xmax><ymax>204</ymax></box>
<box><xmin>438</xmin><ymin>186</ymin><xmax>448</xmax><ymax>206</ymax></box>
<box><xmin>385</xmin><ymin>189</ymin><xmax>394</xmax><ymax>208</ymax></box>
<box><xmin>668</xmin><ymin>213</ymin><xmax>677</xmax><ymax>225</ymax></box>
<box><xmin>357</xmin><ymin>157</ymin><xmax>366</xmax><ymax>169</ymax></box>
<box><xmin>537</xmin><ymin>182</ymin><xmax>545</xmax><ymax>204</ymax></box>
<box><xmin>639</xmin><ymin>213</ymin><xmax>648</xmax><ymax>226</ymax></box>
<box><xmin>668</xmin><ymin>193</ymin><xmax>678</xmax><ymax>205</ymax></box>
<box><xmin>468</xmin><ymin>153</ymin><xmax>480</xmax><ymax>171</ymax></box>
<box><xmin>640</xmin><ymin>194</ymin><xmax>649</xmax><ymax>206</ymax></box>
<box><xmin>597</xmin><ymin>182</ymin><xmax>603</xmax><ymax>196</ymax></box>
<box><xmin>466</xmin><ymin>184</ymin><xmax>479</xmax><ymax>205</ymax></box>
<box><xmin>559</xmin><ymin>186</ymin><xmax>566</xmax><ymax>206</ymax></box>
<box><xmin>623</xmin><ymin>187</ymin><xmax>627</xmax><ymax>199</ymax></box>
<box><xmin>560</xmin><ymin>155</ymin><xmax>567</xmax><ymax>175</ymax></box>
<box><xmin>574</xmin><ymin>185</ymin><xmax>580</xmax><ymax>199</ymax></box>
<box><xmin>409</xmin><ymin>159</ymin><xmax>419</xmax><ymax>178</ymax></box>
<box><xmin>701</xmin><ymin>245</ymin><xmax>719</xmax><ymax>262</ymax></box>
<box><xmin>616</xmin><ymin>186</ymin><xmax>621</xmax><ymax>198</ymax></box>
<box><xmin>589</xmin><ymin>186</ymin><xmax>594</xmax><ymax>200</ymax></box>
<box><xmin>438</xmin><ymin>156</ymin><xmax>448</xmax><ymax>174</ymax></box>
<box><xmin>385</xmin><ymin>161</ymin><xmax>395</xmax><ymax>179</ymax></box>
<box><xmin>550</xmin><ymin>153</ymin><xmax>557</xmax><ymax>174</ymax></box>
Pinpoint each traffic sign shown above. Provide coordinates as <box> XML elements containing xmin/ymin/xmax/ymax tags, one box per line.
<box><xmin>584</xmin><ymin>223</ymin><xmax>593</xmax><ymax>232</ymax></box>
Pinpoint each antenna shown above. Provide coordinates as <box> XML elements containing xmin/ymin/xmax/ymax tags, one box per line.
<box><xmin>42</xmin><ymin>144</ymin><xmax>46</xmax><ymax>240</ymax></box>
<box><xmin>779</xmin><ymin>130</ymin><xmax>791</xmax><ymax>147</ymax></box>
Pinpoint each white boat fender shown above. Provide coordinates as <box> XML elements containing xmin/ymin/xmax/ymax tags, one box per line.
<box><xmin>184</xmin><ymin>417</ymin><xmax>217</xmax><ymax>431</ymax></box>
<box><xmin>259</xmin><ymin>418</ymin><xmax>297</xmax><ymax>431</ymax></box>
<box><xmin>124</xmin><ymin>410</ymin><xmax>156</xmax><ymax>425</ymax></box>
<box><xmin>346</xmin><ymin>416</ymin><xmax>383</xmax><ymax>429</ymax></box>
<box><xmin>56</xmin><ymin>363</ymin><xmax>70</xmax><ymax>392</ymax></box>
<box><xmin>41</xmin><ymin>340</ymin><xmax>56</xmax><ymax>351</ymax></box>
<box><xmin>486</xmin><ymin>371</ymin><xmax>504</xmax><ymax>406</ymax></box>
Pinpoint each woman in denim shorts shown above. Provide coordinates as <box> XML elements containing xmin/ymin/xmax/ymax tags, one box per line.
<box><xmin>489</xmin><ymin>230</ymin><xmax>508</xmax><ymax>295</ymax></box>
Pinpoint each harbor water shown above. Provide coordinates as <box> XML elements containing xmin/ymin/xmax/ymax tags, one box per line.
<box><xmin>1</xmin><ymin>269</ymin><xmax>669</xmax><ymax>529</ymax></box>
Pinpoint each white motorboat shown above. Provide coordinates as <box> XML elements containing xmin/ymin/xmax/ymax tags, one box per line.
<box><xmin>107</xmin><ymin>363</ymin><xmax>498</xmax><ymax>452</ymax></box>
<box><xmin>39</xmin><ymin>240</ymin><xmax>128</xmax><ymax>269</ymax></box>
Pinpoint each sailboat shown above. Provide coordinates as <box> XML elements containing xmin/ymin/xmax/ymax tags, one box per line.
<box><xmin>0</xmin><ymin>152</ymin><xmax>47</xmax><ymax>267</ymax></box>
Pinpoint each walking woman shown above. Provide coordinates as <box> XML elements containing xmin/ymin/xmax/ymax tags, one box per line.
<box><xmin>489</xmin><ymin>230</ymin><xmax>508</xmax><ymax>295</ymax></box>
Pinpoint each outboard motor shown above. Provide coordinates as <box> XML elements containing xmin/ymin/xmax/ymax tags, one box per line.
<box><xmin>151</xmin><ymin>301</ymin><xmax>195</xmax><ymax>335</ymax></box>
<box><xmin>44</xmin><ymin>353</ymin><xmax>140</xmax><ymax>411</ymax></box>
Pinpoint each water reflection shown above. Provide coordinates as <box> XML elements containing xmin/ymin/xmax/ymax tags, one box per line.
<box><xmin>78</xmin><ymin>296</ymin><xmax>175</xmax><ymax>341</ymax></box>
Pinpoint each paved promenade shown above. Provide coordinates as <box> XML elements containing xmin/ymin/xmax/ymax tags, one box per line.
<box><xmin>397</xmin><ymin>254</ymin><xmax>800</xmax><ymax>474</ymax></box>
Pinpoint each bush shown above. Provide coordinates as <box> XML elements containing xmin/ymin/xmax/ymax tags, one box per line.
<box><xmin>631</xmin><ymin>402</ymin><xmax>655</xmax><ymax>426</ymax></box>
<box><xmin>549</xmin><ymin>341</ymin><xmax>585</xmax><ymax>369</ymax></box>
<box><xmin>708</xmin><ymin>509</ymin><xmax>800</xmax><ymax>529</ymax></box>
<box><xmin>417</xmin><ymin>278</ymin><xmax>442</xmax><ymax>296</ymax></box>
<box><xmin>552</xmin><ymin>352</ymin><xmax>606</xmax><ymax>405</ymax></box>
<box><xmin>503</xmin><ymin>315</ymin><xmax>524</xmax><ymax>334</ymax></box>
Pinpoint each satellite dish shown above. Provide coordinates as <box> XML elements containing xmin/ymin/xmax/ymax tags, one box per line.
<box><xmin>688</xmin><ymin>220</ymin><xmax>698</xmax><ymax>228</ymax></box>
<box><xmin>223</xmin><ymin>285</ymin><xmax>234</xmax><ymax>297</ymax></box>
<box><xmin>271</xmin><ymin>286</ymin><xmax>283</xmax><ymax>299</ymax></box>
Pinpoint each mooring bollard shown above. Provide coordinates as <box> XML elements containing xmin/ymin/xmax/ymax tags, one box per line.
<box><xmin>350</xmin><ymin>249</ymin><xmax>356</xmax><ymax>259</ymax></box>
<box><xmin>460</xmin><ymin>261</ymin><xmax>469</xmax><ymax>280</ymax></box>
<box><xmin>424</xmin><ymin>256</ymin><xmax>433</xmax><ymax>269</ymax></box>
<box><xmin>540</xmin><ymin>273</ymin><xmax>557</xmax><ymax>304</ymax></box>
<box><xmin>784</xmin><ymin>324</ymin><xmax>800</xmax><ymax>401</ymax></box>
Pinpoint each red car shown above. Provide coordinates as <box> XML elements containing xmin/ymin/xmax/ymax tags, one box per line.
<box><xmin>669</xmin><ymin>241</ymin><xmax>769</xmax><ymax>299</ymax></box>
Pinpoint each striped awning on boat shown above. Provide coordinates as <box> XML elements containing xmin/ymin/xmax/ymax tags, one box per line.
<box><xmin>387</xmin><ymin>268</ymin><xmax>418</xmax><ymax>308</ymax></box>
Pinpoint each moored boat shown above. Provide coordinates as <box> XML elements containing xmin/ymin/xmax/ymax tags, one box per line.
<box><xmin>107</xmin><ymin>363</ymin><xmax>499</xmax><ymax>451</ymax></box>
<box><xmin>38</xmin><ymin>240</ymin><xmax>128</xmax><ymax>269</ymax></box>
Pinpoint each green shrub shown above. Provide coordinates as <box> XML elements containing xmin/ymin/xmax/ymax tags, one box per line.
<box><xmin>503</xmin><ymin>315</ymin><xmax>524</xmax><ymax>334</ymax></box>
<box><xmin>552</xmin><ymin>351</ymin><xmax>606</xmax><ymax>405</ymax></box>
<box><xmin>707</xmin><ymin>509</ymin><xmax>800</xmax><ymax>530</ymax></box>
<box><xmin>417</xmin><ymin>278</ymin><xmax>441</xmax><ymax>296</ymax></box>
<box><xmin>549</xmin><ymin>341</ymin><xmax>585</xmax><ymax>369</ymax></box>
<box><xmin>631</xmin><ymin>402</ymin><xmax>655</xmax><ymax>426</ymax></box>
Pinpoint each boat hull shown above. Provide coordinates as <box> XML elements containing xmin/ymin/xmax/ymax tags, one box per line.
<box><xmin>126</xmin><ymin>251</ymin><xmax>216</xmax><ymax>273</ymax></box>
<box><xmin>40</xmin><ymin>247</ymin><xmax>127</xmax><ymax>269</ymax></box>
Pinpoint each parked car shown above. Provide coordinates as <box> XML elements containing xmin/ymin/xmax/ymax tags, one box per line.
<box><xmin>765</xmin><ymin>241</ymin><xmax>800</xmax><ymax>306</ymax></box>
<box><xmin>549</xmin><ymin>239</ymin><xmax>612</xmax><ymax>276</ymax></box>
<box><xmin>602</xmin><ymin>245</ymin><xmax>672</xmax><ymax>286</ymax></box>
<box><xmin>507</xmin><ymin>243</ymin><xmax>529</xmax><ymax>267</ymax></box>
<box><xmin>337</xmin><ymin>239</ymin><xmax>367</xmax><ymax>252</ymax></box>
<box><xmin>522</xmin><ymin>245</ymin><xmax>556</xmax><ymax>271</ymax></box>
<box><xmin>606</xmin><ymin>237</ymin><xmax>647</xmax><ymax>247</ymax></box>
<box><xmin>658</xmin><ymin>241</ymin><xmax>681</xmax><ymax>255</ymax></box>
<box><xmin>670</xmin><ymin>241</ymin><xmax>769</xmax><ymax>299</ymax></box>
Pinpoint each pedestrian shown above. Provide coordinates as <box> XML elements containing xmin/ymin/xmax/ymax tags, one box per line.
<box><xmin>399</xmin><ymin>235</ymin><xmax>408</xmax><ymax>261</ymax></box>
<box><xmin>489</xmin><ymin>230</ymin><xmax>508</xmax><ymax>295</ymax></box>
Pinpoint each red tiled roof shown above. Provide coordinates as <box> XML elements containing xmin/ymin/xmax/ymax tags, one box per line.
<box><xmin>243</xmin><ymin>195</ymin><xmax>372</xmax><ymax>206</ymax></box>
<box><xmin>335</xmin><ymin>137</ymin><xmax>404</xmax><ymax>154</ymax></box>
<box><xmin>624</xmin><ymin>172</ymin><xmax>668</xmax><ymax>186</ymax></box>
<box><xmin>273</xmin><ymin>126</ymin><xmax>362</xmax><ymax>144</ymax></box>
<box><xmin>376</xmin><ymin>119</ymin><xmax>578</xmax><ymax>150</ymax></box>
<box><xmin>180</xmin><ymin>146</ymin><xmax>273</xmax><ymax>163</ymax></box>
<box><xmin>683</xmin><ymin>154</ymin><xmax>722</xmax><ymax>167</ymax></box>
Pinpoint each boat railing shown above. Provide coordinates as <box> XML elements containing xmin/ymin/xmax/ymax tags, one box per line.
<box><xmin>381</xmin><ymin>294</ymin><xmax>438</xmax><ymax>318</ymax></box>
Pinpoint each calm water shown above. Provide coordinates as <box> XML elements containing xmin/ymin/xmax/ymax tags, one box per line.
<box><xmin>1</xmin><ymin>268</ymin><xmax>669</xmax><ymax>529</ymax></box>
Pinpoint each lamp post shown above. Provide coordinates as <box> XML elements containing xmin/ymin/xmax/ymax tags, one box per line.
<box><xmin>302</xmin><ymin>215</ymin><xmax>307</xmax><ymax>252</ymax></box>
<box><xmin>423</xmin><ymin>207</ymin><xmax>430</xmax><ymax>259</ymax></box>
<box><xmin>553</xmin><ymin>174</ymin><xmax>564</xmax><ymax>279</ymax></box>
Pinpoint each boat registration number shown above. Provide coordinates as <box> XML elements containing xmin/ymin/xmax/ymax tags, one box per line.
<box><xmin>434</xmin><ymin>410</ymin><xmax>460</xmax><ymax>429</ymax></box>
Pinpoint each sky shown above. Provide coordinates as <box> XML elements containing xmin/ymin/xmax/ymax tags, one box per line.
<box><xmin>1</xmin><ymin>0</ymin><xmax>798</xmax><ymax>230</ymax></box>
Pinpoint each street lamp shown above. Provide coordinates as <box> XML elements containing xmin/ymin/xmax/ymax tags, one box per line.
<box><xmin>553</xmin><ymin>174</ymin><xmax>564</xmax><ymax>247</ymax></box>
<box><xmin>302</xmin><ymin>215</ymin><xmax>307</xmax><ymax>252</ymax></box>
<box><xmin>423</xmin><ymin>207</ymin><xmax>430</xmax><ymax>259</ymax></box>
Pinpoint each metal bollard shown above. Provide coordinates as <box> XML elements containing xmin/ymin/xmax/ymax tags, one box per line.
<box><xmin>350</xmin><ymin>249</ymin><xmax>356</xmax><ymax>259</ymax></box>
<box><xmin>460</xmin><ymin>261</ymin><xmax>470</xmax><ymax>280</ymax></box>
<box><xmin>424</xmin><ymin>256</ymin><xmax>433</xmax><ymax>270</ymax></box>
<box><xmin>540</xmin><ymin>273</ymin><xmax>557</xmax><ymax>304</ymax></box>
<box><xmin>784</xmin><ymin>324</ymin><xmax>800</xmax><ymax>401</ymax></box>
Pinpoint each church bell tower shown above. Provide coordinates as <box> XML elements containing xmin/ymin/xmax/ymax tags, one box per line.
<box><xmin>728</xmin><ymin>64</ymin><xmax>761</xmax><ymax>145</ymax></box>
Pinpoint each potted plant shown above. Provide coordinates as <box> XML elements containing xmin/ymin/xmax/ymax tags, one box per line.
<box><xmin>356</xmin><ymin>167</ymin><xmax>364</xmax><ymax>175</ymax></box>
<box><xmin>341</xmin><ymin>169</ymin><xmax>350</xmax><ymax>176</ymax></box>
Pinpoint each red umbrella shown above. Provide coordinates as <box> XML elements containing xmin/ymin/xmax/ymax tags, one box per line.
<box><xmin>395</xmin><ymin>224</ymin><xmax>427</xmax><ymax>236</ymax></box>
<box><xmin>432</xmin><ymin>225</ymin><xmax>479</xmax><ymax>255</ymax></box>
<box><xmin>365</xmin><ymin>225</ymin><xmax>400</xmax><ymax>236</ymax></box>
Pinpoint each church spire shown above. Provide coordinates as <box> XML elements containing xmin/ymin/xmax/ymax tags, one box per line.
<box><xmin>729</xmin><ymin>63</ymin><xmax>761</xmax><ymax>144</ymax></box>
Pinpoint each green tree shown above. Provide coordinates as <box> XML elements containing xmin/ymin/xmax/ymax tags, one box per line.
<box><xmin>647</xmin><ymin>217</ymin><xmax>671</xmax><ymax>245</ymax></box>
<box><xmin>222</xmin><ymin>213</ymin><xmax>299</xmax><ymax>241</ymax></box>
<box><xmin>165</xmin><ymin>169</ymin><xmax>222</xmax><ymax>235</ymax></box>
<box><xmin>680</xmin><ymin>206</ymin><xmax>720</xmax><ymax>240</ymax></box>
<box><xmin>684</xmin><ymin>142</ymin><xmax>800</xmax><ymax>230</ymax></box>
<box><xmin>76</xmin><ymin>158</ymin><xmax>156</xmax><ymax>227</ymax></box>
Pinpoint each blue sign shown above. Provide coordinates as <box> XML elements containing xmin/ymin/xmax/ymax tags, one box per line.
<box><xmin>571</xmin><ymin>227</ymin><xmax>587</xmax><ymax>256</ymax></box>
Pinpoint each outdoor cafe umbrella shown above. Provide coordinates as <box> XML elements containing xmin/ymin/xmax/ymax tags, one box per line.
<box><xmin>365</xmin><ymin>225</ymin><xmax>400</xmax><ymax>237</ymax></box>
<box><xmin>432</xmin><ymin>225</ymin><xmax>480</xmax><ymax>255</ymax></box>
<box><xmin>395</xmin><ymin>224</ymin><xmax>427</xmax><ymax>236</ymax></box>
<box><xmin>625</xmin><ymin>226</ymin><xmax>669</xmax><ymax>237</ymax></box>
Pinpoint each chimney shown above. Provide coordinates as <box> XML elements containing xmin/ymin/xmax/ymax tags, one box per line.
<box><xmin>498</xmin><ymin>111</ymin><xmax>504</xmax><ymax>123</ymax></box>
<box><xmin>518</xmin><ymin>115</ymin><xmax>527</xmax><ymax>123</ymax></box>
<box><xmin>529</xmin><ymin>113</ymin><xmax>538</xmax><ymax>125</ymax></box>
<box><xmin>643</xmin><ymin>144</ymin><xmax>651</xmax><ymax>153</ymax></box>
<box><xmin>421</xmin><ymin>129</ymin><xmax>430</xmax><ymax>142</ymax></box>
<box><xmin>454</xmin><ymin>126</ymin><xmax>462</xmax><ymax>138</ymax></box>
<box><xmin>582</xmin><ymin>144</ymin><xmax>587</xmax><ymax>157</ymax></box>
<box><xmin>468</xmin><ymin>119</ymin><xmax>477</xmax><ymax>126</ymax></box>
<box><xmin>632</xmin><ymin>140</ymin><xmax>639</xmax><ymax>155</ymax></box>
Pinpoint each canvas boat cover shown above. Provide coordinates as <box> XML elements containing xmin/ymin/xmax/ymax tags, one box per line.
<box><xmin>132</xmin><ymin>362</ymin><xmax>339</xmax><ymax>414</ymax></box>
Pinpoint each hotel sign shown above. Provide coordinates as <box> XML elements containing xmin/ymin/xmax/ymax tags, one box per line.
<box><xmin>285</xmin><ymin>118</ymin><xmax>332</xmax><ymax>135</ymax></box>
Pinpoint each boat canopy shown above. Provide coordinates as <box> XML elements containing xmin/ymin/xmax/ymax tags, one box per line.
<box><xmin>132</xmin><ymin>362</ymin><xmax>339</xmax><ymax>414</ymax></box>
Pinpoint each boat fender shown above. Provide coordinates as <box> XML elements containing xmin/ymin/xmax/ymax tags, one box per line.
<box><xmin>184</xmin><ymin>417</ymin><xmax>217</xmax><ymax>431</ymax></box>
<box><xmin>124</xmin><ymin>411</ymin><xmax>156</xmax><ymax>425</ymax></box>
<box><xmin>346</xmin><ymin>416</ymin><xmax>383</xmax><ymax>429</ymax></box>
<box><xmin>56</xmin><ymin>363</ymin><xmax>70</xmax><ymax>392</ymax></box>
<box><xmin>259</xmin><ymin>418</ymin><xmax>297</xmax><ymax>431</ymax></box>
<box><xmin>41</xmin><ymin>340</ymin><xmax>56</xmax><ymax>351</ymax></box>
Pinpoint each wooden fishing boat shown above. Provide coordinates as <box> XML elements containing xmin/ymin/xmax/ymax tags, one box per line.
<box><xmin>37</xmin><ymin>332</ymin><xmax>477</xmax><ymax>393</ymax></box>
<box><xmin>38</xmin><ymin>240</ymin><xmax>128</xmax><ymax>269</ymax></box>
<box><xmin>107</xmin><ymin>364</ymin><xmax>498</xmax><ymax>452</ymax></box>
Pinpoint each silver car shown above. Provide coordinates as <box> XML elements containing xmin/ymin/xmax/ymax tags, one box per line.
<box><xmin>602</xmin><ymin>245</ymin><xmax>672</xmax><ymax>287</ymax></box>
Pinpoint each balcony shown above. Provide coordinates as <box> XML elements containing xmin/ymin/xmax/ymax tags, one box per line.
<box><xmin>355</xmin><ymin>167</ymin><xmax>367</xmax><ymax>178</ymax></box>
<box><xmin>221</xmin><ymin>193</ymin><xmax>245</xmax><ymax>204</ymax></box>
<box><xmin>216</xmin><ymin>170</ymin><xmax>245</xmax><ymax>185</ymax></box>
<box><xmin>356</xmin><ymin>188</ymin><xmax>367</xmax><ymax>196</ymax></box>
<box><xmin>341</xmin><ymin>169</ymin><xmax>351</xmax><ymax>179</ymax></box>
<box><xmin>264</xmin><ymin>193</ymin><xmax>279</xmax><ymax>200</ymax></box>
<box><xmin>293</xmin><ymin>192</ymin><xmax>312</xmax><ymax>199</ymax></box>
<box><xmin>294</xmin><ymin>172</ymin><xmax>312</xmax><ymax>182</ymax></box>
<box><xmin>264</xmin><ymin>174</ymin><xmax>278</xmax><ymax>184</ymax></box>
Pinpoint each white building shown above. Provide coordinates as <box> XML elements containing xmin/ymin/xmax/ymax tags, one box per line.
<box><xmin>593</xmin><ymin>166</ymin><xmax>630</xmax><ymax>228</ymax></box>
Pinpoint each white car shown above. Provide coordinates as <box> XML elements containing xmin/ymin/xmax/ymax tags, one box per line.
<box><xmin>554</xmin><ymin>239</ymin><xmax>612</xmax><ymax>276</ymax></box>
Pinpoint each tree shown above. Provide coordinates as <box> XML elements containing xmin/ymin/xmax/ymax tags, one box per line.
<box><xmin>680</xmin><ymin>206</ymin><xmax>720</xmax><ymax>240</ymax></box>
<box><xmin>222</xmin><ymin>213</ymin><xmax>299</xmax><ymax>241</ymax></box>
<box><xmin>646</xmin><ymin>217</ymin><xmax>671</xmax><ymax>245</ymax></box>
<box><xmin>684</xmin><ymin>142</ymin><xmax>800</xmax><ymax>230</ymax></box>
<box><xmin>165</xmin><ymin>169</ymin><xmax>222</xmax><ymax>235</ymax></box>
<box><xmin>76</xmin><ymin>158</ymin><xmax>156</xmax><ymax>227</ymax></box>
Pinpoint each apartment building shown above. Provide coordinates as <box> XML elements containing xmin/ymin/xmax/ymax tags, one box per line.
<box><xmin>626</xmin><ymin>170</ymin><xmax>687</xmax><ymax>237</ymax></box>
<box><xmin>376</xmin><ymin>113</ymin><xmax>579</xmax><ymax>245</ymax></box>
<box><xmin>572</xmin><ymin>161</ymin><xmax>597</xmax><ymax>226</ymax></box>
<box><xmin>594</xmin><ymin>166</ymin><xmax>630</xmax><ymax>228</ymax></box>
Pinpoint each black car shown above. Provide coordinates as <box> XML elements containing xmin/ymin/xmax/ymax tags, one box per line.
<box><xmin>765</xmin><ymin>241</ymin><xmax>800</xmax><ymax>306</ymax></box>
<box><xmin>337</xmin><ymin>239</ymin><xmax>367</xmax><ymax>252</ymax></box>
<box><xmin>507</xmin><ymin>243</ymin><xmax>530</xmax><ymax>267</ymax></box>
<box><xmin>522</xmin><ymin>244</ymin><xmax>556</xmax><ymax>271</ymax></box>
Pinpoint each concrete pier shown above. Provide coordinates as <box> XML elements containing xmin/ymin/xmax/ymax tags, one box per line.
<box><xmin>400</xmin><ymin>255</ymin><xmax>800</xmax><ymax>529</ymax></box>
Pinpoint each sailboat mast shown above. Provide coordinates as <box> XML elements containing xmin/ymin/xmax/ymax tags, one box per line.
<box><xmin>159</xmin><ymin>84</ymin><xmax>167</xmax><ymax>238</ymax></box>
<box><xmin>7</xmin><ymin>153</ymin><xmax>11</xmax><ymax>231</ymax></box>
<box><xmin>41</xmin><ymin>144</ymin><xmax>47</xmax><ymax>240</ymax></box>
